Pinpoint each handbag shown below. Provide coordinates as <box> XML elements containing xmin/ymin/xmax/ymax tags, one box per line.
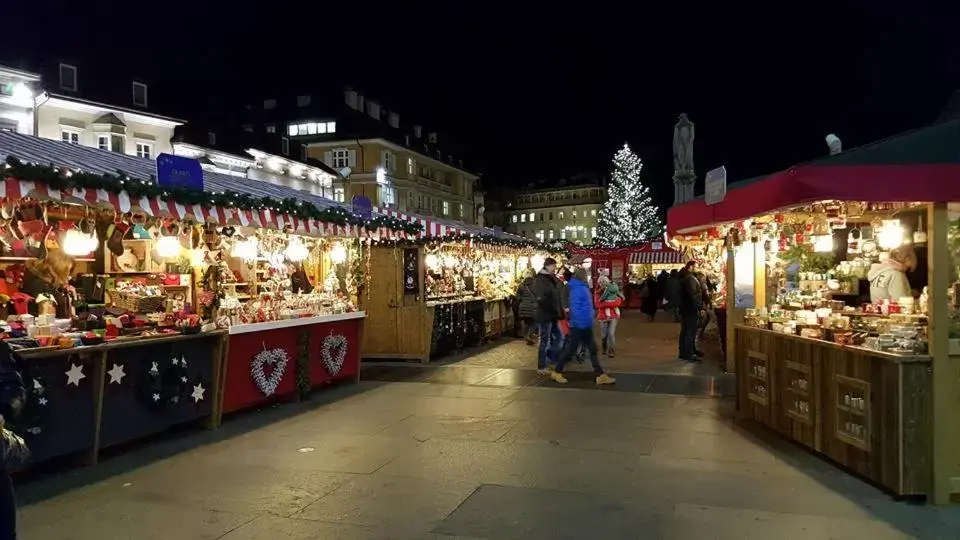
<box><xmin>0</xmin><ymin>426</ymin><xmax>29</xmax><ymax>467</ymax></box>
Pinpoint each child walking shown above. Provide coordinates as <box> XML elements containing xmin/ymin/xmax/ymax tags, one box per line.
<box><xmin>595</xmin><ymin>275</ymin><xmax>623</xmax><ymax>357</ymax></box>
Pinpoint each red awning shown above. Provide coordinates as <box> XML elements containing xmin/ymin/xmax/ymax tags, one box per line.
<box><xmin>667</xmin><ymin>120</ymin><xmax>960</xmax><ymax>234</ymax></box>
<box><xmin>627</xmin><ymin>241</ymin><xmax>684</xmax><ymax>265</ymax></box>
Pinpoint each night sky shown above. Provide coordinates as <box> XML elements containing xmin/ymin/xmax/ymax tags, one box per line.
<box><xmin>3</xmin><ymin>1</ymin><xmax>960</xmax><ymax>211</ymax></box>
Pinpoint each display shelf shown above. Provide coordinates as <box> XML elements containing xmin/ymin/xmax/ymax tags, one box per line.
<box><xmin>747</xmin><ymin>350</ymin><xmax>769</xmax><ymax>406</ymax></box>
<box><xmin>834</xmin><ymin>374</ymin><xmax>871</xmax><ymax>452</ymax></box>
<box><xmin>227</xmin><ymin>311</ymin><xmax>366</xmax><ymax>335</ymax></box>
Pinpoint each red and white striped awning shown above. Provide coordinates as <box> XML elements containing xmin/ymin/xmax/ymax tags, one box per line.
<box><xmin>627</xmin><ymin>241</ymin><xmax>685</xmax><ymax>265</ymax></box>
<box><xmin>0</xmin><ymin>177</ymin><xmax>415</xmax><ymax>239</ymax></box>
<box><xmin>373</xmin><ymin>206</ymin><xmax>467</xmax><ymax>237</ymax></box>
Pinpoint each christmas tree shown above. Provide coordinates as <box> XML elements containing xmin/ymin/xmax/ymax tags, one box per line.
<box><xmin>596</xmin><ymin>143</ymin><xmax>663</xmax><ymax>245</ymax></box>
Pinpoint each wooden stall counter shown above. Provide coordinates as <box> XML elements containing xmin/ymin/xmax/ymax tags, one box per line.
<box><xmin>12</xmin><ymin>331</ymin><xmax>226</xmax><ymax>468</ymax></box>
<box><xmin>735</xmin><ymin>325</ymin><xmax>931</xmax><ymax>497</ymax></box>
<box><xmin>220</xmin><ymin>312</ymin><xmax>365</xmax><ymax>416</ymax></box>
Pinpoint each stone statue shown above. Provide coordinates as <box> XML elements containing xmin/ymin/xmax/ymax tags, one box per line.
<box><xmin>477</xmin><ymin>206</ymin><xmax>485</xmax><ymax>227</ymax></box>
<box><xmin>673</xmin><ymin>113</ymin><xmax>695</xmax><ymax>174</ymax></box>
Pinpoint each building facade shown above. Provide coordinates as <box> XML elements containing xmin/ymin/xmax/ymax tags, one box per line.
<box><xmin>0</xmin><ymin>65</ymin><xmax>40</xmax><ymax>134</ymax></box>
<box><xmin>233</xmin><ymin>87</ymin><xmax>481</xmax><ymax>224</ymax></box>
<box><xmin>506</xmin><ymin>184</ymin><xmax>607</xmax><ymax>244</ymax></box>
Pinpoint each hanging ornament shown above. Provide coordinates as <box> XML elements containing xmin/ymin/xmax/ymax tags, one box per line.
<box><xmin>65</xmin><ymin>363</ymin><xmax>85</xmax><ymax>386</ymax></box>
<box><xmin>913</xmin><ymin>215</ymin><xmax>927</xmax><ymax>245</ymax></box>
<box><xmin>284</xmin><ymin>236</ymin><xmax>308</xmax><ymax>262</ymax></box>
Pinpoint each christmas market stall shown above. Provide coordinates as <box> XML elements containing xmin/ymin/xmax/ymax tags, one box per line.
<box><xmin>666</xmin><ymin>119</ymin><xmax>960</xmax><ymax>504</ymax></box>
<box><xmin>360</xmin><ymin>210</ymin><xmax>558</xmax><ymax>362</ymax></box>
<box><xmin>0</xmin><ymin>131</ymin><xmax>407</xmax><ymax>464</ymax></box>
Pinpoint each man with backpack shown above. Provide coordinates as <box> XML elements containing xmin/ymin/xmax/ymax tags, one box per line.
<box><xmin>533</xmin><ymin>257</ymin><xmax>564</xmax><ymax>374</ymax></box>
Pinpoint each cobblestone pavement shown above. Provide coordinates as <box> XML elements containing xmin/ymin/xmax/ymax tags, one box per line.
<box><xmin>430</xmin><ymin>309</ymin><xmax>727</xmax><ymax>376</ymax></box>
<box><xmin>15</xmin><ymin>371</ymin><xmax>960</xmax><ymax>539</ymax></box>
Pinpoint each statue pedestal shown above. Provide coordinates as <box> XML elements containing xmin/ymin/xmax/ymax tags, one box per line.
<box><xmin>673</xmin><ymin>170</ymin><xmax>696</xmax><ymax>205</ymax></box>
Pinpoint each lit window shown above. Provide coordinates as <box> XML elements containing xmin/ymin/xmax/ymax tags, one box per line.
<box><xmin>331</xmin><ymin>149</ymin><xmax>350</xmax><ymax>168</ymax></box>
<box><xmin>380</xmin><ymin>185</ymin><xmax>397</xmax><ymax>206</ymax></box>
<box><xmin>407</xmin><ymin>157</ymin><xmax>414</xmax><ymax>175</ymax></box>
<box><xmin>561</xmin><ymin>229</ymin><xmax>567</xmax><ymax>239</ymax></box>
<box><xmin>571</xmin><ymin>229</ymin><xmax>578</xmax><ymax>239</ymax></box>
<box><xmin>381</xmin><ymin>151</ymin><xmax>396</xmax><ymax>172</ymax></box>
<box><xmin>537</xmin><ymin>230</ymin><xmax>545</xmax><ymax>241</ymax></box>
<box><xmin>317</xmin><ymin>122</ymin><xmax>327</xmax><ymax>134</ymax></box>
<box><xmin>529</xmin><ymin>213</ymin><xmax>535</xmax><ymax>222</ymax></box>
<box><xmin>266</xmin><ymin>124</ymin><xmax>276</xmax><ymax>134</ymax></box>
<box><xmin>591</xmin><ymin>226</ymin><xmax>597</xmax><ymax>237</ymax></box>
<box><xmin>521</xmin><ymin>214</ymin><xmax>527</xmax><ymax>223</ymax></box>
<box><xmin>459</xmin><ymin>203</ymin><xmax>464</xmax><ymax>218</ymax></box>
<box><xmin>442</xmin><ymin>201</ymin><xmax>450</xmax><ymax>216</ymax></box>
<box><xmin>97</xmin><ymin>135</ymin><xmax>109</xmax><ymax>151</ymax></box>
<box><xmin>326</xmin><ymin>121</ymin><xmax>336</xmax><ymax>133</ymax></box>
<box><xmin>573</xmin><ymin>210</ymin><xmax>578</xmax><ymax>219</ymax></box>
<box><xmin>549</xmin><ymin>230</ymin><xmax>555</xmax><ymax>240</ymax></box>
<box><xmin>61</xmin><ymin>129</ymin><xmax>80</xmax><ymax>145</ymax></box>
<box><xmin>136</xmin><ymin>142</ymin><xmax>152</xmax><ymax>159</ymax></box>
<box><xmin>591</xmin><ymin>209</ymin><xmax>597</xmax><ymax>217</ymax></box>
<box><xmin>333</xmin><ymin>186</ymin><xmax>345</xmax><ymax>202</ymax></box>
<box><xmin>512</xmin><ymin>215</ymin><xmax>518</xmax><ymax>223</ymax></box>
<box><xmin>288</xmin><ymin>124</ymin><xmax>298</xmax><ymax>136</ymax></box>
<box><xmin>558</xmin><ymin>211</ymin><xmax>564</xmax><ymax>220</ymax></box>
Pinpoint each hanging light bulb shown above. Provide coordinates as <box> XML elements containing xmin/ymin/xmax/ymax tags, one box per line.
<box><xmin>877</xmin><ymin>220</ymin><xmax>904</xmax><ymax>250</ymax></box>
<box><xmin>531</xmin><ymin>254</ymin><xmax>546</xmax><ymax>270</ymax></box>
<box><xmin>284</xmin><ymin>236</ymin><xmax>308</xmax><ymax>262</ymax></box>
<box><xmin>425</xmin><ymin>253</ymin><xmax>440</xmax><ymax>270</ymax></box>
<box><xmin>813</xmin><ymin>234</ymin><xmax>834</xmax><ymax>253</ymax></box>
<box><xmin>155</xmin><ymin>236</ymin><xmax>182</xmax><ymax>259</ymax></box>
<box><xmin>329</xmin><ymin>242</ymin><xmax>347</xmax><ymax>264</ymax></box>
<box><xmin>189</xmin><ymin>248</ymin><xmax>206</xmax><ymax>266</ymax></box>
<box><xmin>231</xmin><ymin>237</ymin><xmax>259</xmax><ymax>261</ymax></box>
<box><xmin>62</xmin><ymin>229</ymin><xmax>95</xmax><ymax>257</ymax></box>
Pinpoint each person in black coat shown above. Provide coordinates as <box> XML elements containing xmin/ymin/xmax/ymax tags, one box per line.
<box><xmin>677</xmin><ymin>262</ymin><xmax>704</xmax><ymax>362</ymax></box>
<box><xmin>0</xmin><ymin>341</ymin><xmax>27</xmax><ymax>540</ymax></box>
<box><xmin>533</xmin><ymin>258</ymin><xmax>564</xmax><ymax>373</ymax></box>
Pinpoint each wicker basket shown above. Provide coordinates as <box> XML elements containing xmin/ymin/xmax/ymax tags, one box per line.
<box><xmin>112</xmin><ymin>291</ymin><xmax>167</xmax><ymax>314</ymax></box>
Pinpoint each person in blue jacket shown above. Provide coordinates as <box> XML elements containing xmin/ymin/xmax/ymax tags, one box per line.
<box><xmin>0</xmin><ymin>341</ymin><xmax>28</xmax><ymax>540</ymax></box>
<box><xmin>550</xmin><ymin>268</ymin><xmax>616</xmax><ymax>385</ymax></box>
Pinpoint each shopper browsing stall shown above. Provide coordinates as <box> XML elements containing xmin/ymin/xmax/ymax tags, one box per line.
<box><xmin>516</xmin><ymin>268</ymin><xmax>538</xmax><ymax>345</ymax></box>
<box><xmin>677</xmin><ymin>261</ymin><xmax>703</xmax><ymax>362</ymax></box>
<box><xmin>595</xmin><ymin>275</ymin><xmax>623</xmax><ymax>357</ymax></box>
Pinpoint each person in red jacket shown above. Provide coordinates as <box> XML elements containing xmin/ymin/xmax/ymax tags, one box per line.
<box><xmin>595</xmin><ymin>275</ymin><xmax>623</xmax><ymax>357</ymax></box>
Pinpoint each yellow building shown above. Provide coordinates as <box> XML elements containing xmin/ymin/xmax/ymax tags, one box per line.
<box><xmin>506</xmin><ymin>183</ymin><xmax>607</xmax><ymax>244</ymax></box>
<box><xmin>304</xmin><ymin>138</ymin><xmax>479</xmax><ymax>223</ymax></box>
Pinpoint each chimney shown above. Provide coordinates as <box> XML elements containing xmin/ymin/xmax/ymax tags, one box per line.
<box><xmin>344</xmin><ymin>88</ymin><xmax>359</xmax><ymax>109</ymax></box>
<box><xmin>413</xmin><ymin>125</ymin><xmax>422</xmax><ymax>138</ymax></box>
<box><xmin>366</xmin><ymin>100</ymin><xmax>381</xmax><ymax>120</ymax></box>
<box><xmin>388</xmin><ymin>112</ymin><xmax>400</xmax><ymax>128</ymax></box>
<box><xmin>428</xmin><ymin>132</ymin><xmax>438</xmax><ymax>143</ymax></box>
<box><xmin>404</xmin><ymin>134</ymin><xmax>410</xmax><ymax>146</ymax></box>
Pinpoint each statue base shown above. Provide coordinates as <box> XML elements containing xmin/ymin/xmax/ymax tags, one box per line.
<box><xmin>672</xmin><ymin>170</ymin><xmax>696</xmax><ymax>205</ymax></box>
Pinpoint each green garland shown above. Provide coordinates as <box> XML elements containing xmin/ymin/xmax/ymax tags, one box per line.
<box><xmin>368</xmin><ymin>232</ymin><xmax>566</xmax><ymax>256</ymax></box>
<box><xmin>3</xmin><ymin>156</ymin><xmax>421</xmax><ymax>236</ymax></box>
<box><xmin>296</xmin><ymin>328</ymin><xmax>310</xmax><ymax>399</ymax></box>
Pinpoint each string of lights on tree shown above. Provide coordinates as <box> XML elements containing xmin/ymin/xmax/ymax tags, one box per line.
<box><xmin>596</xmin><ymin>143</ymin><xmax>664</xmax><ymax>245</ymax></box>
<box><xmin>2</xmin><ymin>156</ymin><xmax>421</xmax><ymax>236</ymax></box>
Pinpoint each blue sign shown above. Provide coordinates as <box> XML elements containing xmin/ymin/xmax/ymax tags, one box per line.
<box><xmin>156</xmin><ymin>153</ymin><xmax>204</xmax><ymax>191</ymax></box>
<box><xmin>352</xmin><ymin>195</ymin><xmax>373</xmax><ymax>219</ymax></box>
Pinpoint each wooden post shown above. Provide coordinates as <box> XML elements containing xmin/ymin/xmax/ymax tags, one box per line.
<box><xmin>725</xmin><ymin>244</ymin><xmax>737</xmax><ymax>372</ymax></box>
<box><xmin>753</xmin><ymin>241</ymin><xmax>767</xmax><ymax>311</ymax></box>
<box><xmin>207</xmin><ymin>332</ymin><xmax>226</xmax><ymax>430</ymax></box>
<box><xmin>929</xmin><ymin>202</ymin><xmax>960</xmax><ymax>504</ymax></box>
<box><xmin>85</xmin><ymin>350</ymin><xmax>108</xmax><ymax>466</ymax></box>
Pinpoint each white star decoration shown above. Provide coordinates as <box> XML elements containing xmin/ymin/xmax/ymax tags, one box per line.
<box><xmin>191</xmin><ymin>383</ymin><xmax>205</xmax><ymax>403</ymax></box>
<box><xmin>107</xmin><ymin>363</ymin><xmax>126</xmax><ymax>385</ymax></box>
<box><xmin>180</xmin><ymin>376</ymin><xmax>188</xmax><ymax>383</ymax></box>
<box><xmin>65</xmin><ymin>363</ymin><xmax>86</xmax><ymax>386</ymax></box>
<box><xmin>38</xmin><ymin>397</ymin><xmax>47</xmax><ymax>406</ymax></box>
<box><xmin>171</xmin><ymin>356</ymin><xmax>179</xmax><ymax>366</ymax></box>
<box><xmin>152</xmin><ymin>393</ymin><xmax>160</xmax><ymax>402</ymax></box>
<box><xmin>180</xmin><ymin>355</ymin><xmax>188</xmax><ymax>368</ymax></box>
<box><xmin>149</xmin><ymin>362</ymin><xmax>159</xmax><ymax>375</ymax></box>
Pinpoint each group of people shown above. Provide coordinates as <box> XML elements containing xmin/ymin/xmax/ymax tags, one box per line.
<box><xmin>516</xmin><ymin>258</ymin><xmax>620</xmax><ymax>385</ymax></box>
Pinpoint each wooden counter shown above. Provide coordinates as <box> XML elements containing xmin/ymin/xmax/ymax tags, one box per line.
<box><xmin>735</xmin><ymin>325</ymin><xmax>932</xmax><ymax>497</ymax></box>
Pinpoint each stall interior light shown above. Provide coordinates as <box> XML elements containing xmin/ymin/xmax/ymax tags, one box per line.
<box><xmin>155</xmin><ymin>236</ymin><xmax>182</xmax><ymax>259</ymax></box>
<box><xmin>812</xmin><ymin>234</ymin><xmax>834</xmax><ymax>253</ymax></box>
<box><xmin>62</xmin><ymin>229</ymin><xmax>98</xmax><ymax>257</ymax></box>
<box><xmin>329</xmin><ymin>242</ymin><xmax>347</xmax><ymax>264</ymax></box>
<box><xmin>425</xmin><ymin>253</ymin><xmax>441</xmax><ymax>270</ymax></box>
<box><xmin>231</xmin><ymin>237</ymin><xmax>259</xmax><ymax>261</ymax></box>
<box><xmin>877</xmin><ymin>220</ymin><xmax>905</xmax><ymax>249</ymax></box>
<box><xmin>284</xmin><ymin>236</ymin><xmax>309</xmax><ymax>262</ymax></box>
<box><xmin>189</xmin><ymin>248</ymin><xmax>206</xmax><ymax>266</ymax></box>
<box><xmin>531</xmin><ymin>254</ymin><xmax>546</xmax><ymax>270</ymax></box>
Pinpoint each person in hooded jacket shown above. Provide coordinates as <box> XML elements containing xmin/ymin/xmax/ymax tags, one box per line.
<box><xmin>533</xmin><ymin>258</ymin><xmax>564</xmax><ymax>373</ymax></box>
<box><xmin>515</xmin><ymin>268</ymin><xmax>538</xmax><ymax>345</ymax></box>
<box><xmin>0</xmin><ymin>341</ymin><xmax>28</xmax><ymax>540</ymax></box>
<box><xmin>550</xmin><ymin>268</ymin><xmax>616</xmax><ymax>386</ymax></box>
<box><xmin>869</xmin><ymin>246</ymin><xmax>917</xmax><ymax>303</ymax></box>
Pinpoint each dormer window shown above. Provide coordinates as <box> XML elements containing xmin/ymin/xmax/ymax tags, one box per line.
<box><xmin>287</xmin><ymin>121</ymin><xmax>336</xmax><ymax>136</ymax></box>
<box><xmin>59</xmin><ymin>63</ymin><xmax>77</xmax><ymax>92</ymax></box>
<box><xmin>132</xmin><ymin>82</ymin><xmax>148</xmax><ymax>107</ymax></box>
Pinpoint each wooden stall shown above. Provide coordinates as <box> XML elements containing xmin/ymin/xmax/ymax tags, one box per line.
<box><xmin>735</xmin><ymin>326</ymin><xmax>931</xmax><ymax>495</ymax></box>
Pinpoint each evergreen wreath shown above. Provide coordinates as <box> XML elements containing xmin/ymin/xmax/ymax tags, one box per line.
<box><xmin>3</xmin><ymin>156</ymin><xmax>421</xmax><ymax>236</ymax></box>
<box><xmin>137</xmin><ymin>355</ymin><xmax>192</xmax><ymax>411</ymax></box>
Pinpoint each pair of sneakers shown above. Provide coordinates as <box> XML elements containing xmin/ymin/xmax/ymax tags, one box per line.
<box><xmin>545</xmin><ymin>369</ymin><xmax>616</xmax><ymax>386</ymax></box>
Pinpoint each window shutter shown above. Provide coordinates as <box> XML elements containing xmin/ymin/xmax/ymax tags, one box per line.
<box><xmin>380</xmin><ymin>150</ymin><xmax>387</xmax><ymax>169</ymax></box>
<box><xmin>324</xmin><ymin>151</ymin><xmax>332</xmax><ymax>166</ymax></box>
<box><xmin>348</xmin><ymin>150</ymin><xmax>357</xmax><ymax>167</ymax></box>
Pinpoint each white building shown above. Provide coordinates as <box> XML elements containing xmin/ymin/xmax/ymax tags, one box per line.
<box><xmin>0</xmin><ymin>66</ymin><xmax>41</xmax><ymax>134</ymax></box>
<box><xmin>36</xmin><ymin>92</ymin><xmax>183</xmax><ymax>158</ymax></box>
<box><xmin>506</xmin><ymin>183</ymin><xmax>606</xmax><ymax>244</ymax></box>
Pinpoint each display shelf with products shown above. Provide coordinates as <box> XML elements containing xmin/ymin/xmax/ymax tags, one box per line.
<box><xmin>784</xmin><ymin>360</ymin><xmax>813</xmax><ymax>425</ymax></box>
<box><xmin>834</xmin><ymin>374</ymin><xmax>871</xmax><ymax>451</ymax></box>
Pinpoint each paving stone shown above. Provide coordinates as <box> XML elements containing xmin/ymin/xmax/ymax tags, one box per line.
<box><xmin>220</xmin><ymin>515</ymin><xmax>413</xmax><ymax>540</ymax></box>
<box><xmin>651</xmin><ymin>429</ymin><xmax>781</xmax><ymax>464</ymax></box>
<box><xmin>294</xmin><ymin>474</ymin><xmax>478</xmax><ymax>532</ymax></box>
<box><xmin>499</xmin><ymin>419</ymin><xmax>660</xmax><ymax>454</ymax></box>
<box><xmin>378</xmin><ymin>414</ymin><xmax>519</xmax><ymax>442</ymax></box>
<box><xmin>434</xmin><ymin>483</ymin><xmax>662</xmax><ymax>539</ymax></box>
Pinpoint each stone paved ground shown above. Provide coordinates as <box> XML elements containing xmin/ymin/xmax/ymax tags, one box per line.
<box><xmin>431</xmin><ymin>309</ymin><xmax>727</xmax><ymax>376</ymax></box>
<box><xmin>15</xmin><ymin>371</ymin><xmax>960</xmax><ymax>539</ymax></box>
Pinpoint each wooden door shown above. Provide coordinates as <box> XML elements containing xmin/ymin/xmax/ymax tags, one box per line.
<box><xmin>361</xmin><ymin>247</ymin><xmax>400</xmax><ymax>356</ymax></box>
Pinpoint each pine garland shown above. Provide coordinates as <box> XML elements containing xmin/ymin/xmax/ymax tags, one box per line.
<box><xmin>368</xmin><ymin>232</ymin><xmax>565</xmax><ymax>255</ymax></box>
<box><xmin>2</xmin><ymin>156</ymin><xmax>422</xmax><ymax>236</ymax></box>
